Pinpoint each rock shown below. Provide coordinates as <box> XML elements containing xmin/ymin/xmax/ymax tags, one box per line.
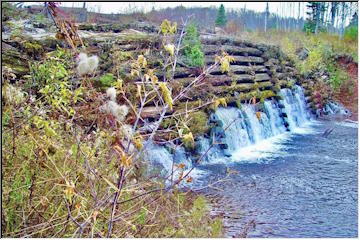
<box><xmin>223</xmin><ymin>149</ymin><xmax>232</xmax><ymax>157</ymax></box>
<box><xmin>2</xmin><ymin>42</ymin><xmax>29</xmax><ymax>76</ymax></box>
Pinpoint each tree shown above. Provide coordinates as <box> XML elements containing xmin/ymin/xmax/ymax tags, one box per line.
<box><xmin>349</xmin><ymin>12</ymin><xmax>358</xmax><ymax>27</ymax></box>
<box><xmin>303</xmin><ymin>2</ymin><xmax>326</xmax><ymax>34</ymax></box>
<box><xmin>80</xmin><ymin>2</ymin><xmax>87</xmax><ymax>22</ymax></box>
<box><xmin>264</xmin><ymin>2</ymin><xmax>269</xmax><ymax>32</ymax></box>
<box><xmin>183</xmin><ymin>22</ymin><xmax>204</xmax><ymax>67</ymax></box>
<box><xmin>215</xmin><ymin>4</ymin><xmax>227</xmax><ymax>27</ymax></box>
<box><xmin>330</xmin><ymin>2</ymin><xmax>339</xmax><ymax>33</ymax></box>
<box><xmin>339</xmin><ymin>2</ymin><xmax>346</xmax><ymax>39</ymax></box>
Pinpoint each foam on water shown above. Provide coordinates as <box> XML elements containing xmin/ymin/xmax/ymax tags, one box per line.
<box><xmin>143</xmin><ymin>86</ymin><xmax>316</xmax><ymax>174</ymax></box>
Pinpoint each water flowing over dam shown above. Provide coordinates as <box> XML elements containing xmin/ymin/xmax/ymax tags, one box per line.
<box><xmin>143</xmin><ymin>85</ymin><xmax>358</xmax><ymax>238</ymax></box>
<box><xmin>144</xmin><ymin>85</ymin><xmax>311</xmax><ymax>169</ymax></box>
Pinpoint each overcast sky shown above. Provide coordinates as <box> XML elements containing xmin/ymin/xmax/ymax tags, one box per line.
<box><xmin>25</xmin><ymin>2</ymin><xmax>309</xmax><ymax>19</ymax></box>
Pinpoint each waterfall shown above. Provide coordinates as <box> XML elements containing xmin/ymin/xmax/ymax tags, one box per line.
<box><xmin>142</xmin><ymin>141</ymin><xmax>174</xmax><ymax>174</ymax></box>
<box><xmin>323</xmin><ymin>101</ymin><xmax>350</xmax><ymax>116</ymax></box>
<box><xmin>264</xmin><ymin>100</ymin><xmax>286</xmax><ymax>136</ymax></box>
<box><xmin>144</xmin><ymin>85</ymin><xmax>311</xmax><ymax>171</ymax></box>
<box><xmin>243</xmin><ymin>105</ymin><xmax>265</xmax><ymax>143</ymax></box>
<box><xmin>212</xmin><ymin>107</ymin><xmax>251</xmax><ymax>151</ymax></box>
<box><xmin>279</xmin><ymin>86</ymin><xmax>310</xmax><ymax>130</ymax></box>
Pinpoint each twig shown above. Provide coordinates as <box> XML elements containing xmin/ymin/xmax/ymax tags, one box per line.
<box><xmin>172</xmin><ymin>16</ymin><xmax>192</xmax><ymax>76</ymax></box>
<box><xmin>107</xmin><ymin>167</ymin><xmax>125</xmax><ymax>237</ymax></box>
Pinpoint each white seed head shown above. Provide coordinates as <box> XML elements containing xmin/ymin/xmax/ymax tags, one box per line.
<box><xmin>77</xmin><ymin>52</ymin><xmax>88</xmax><ymax>63</ymax></box>
<box><xmin>77</xmin><ymin>60</ymin><xmax>90</xmax><ymax>76</ymax></box>
<box><xmin>100</xmin><ymin>101</ymin><xmax>129</xmax><ymax>122</ymax></box>
<box><xmin>76</xmin><ymin>53</ymin><xmax>99</xmax><ymax>76</ymax></box>
<box><xmin>120</xmin><ymin>124</ymin><xmax>133</xmax><ymax>140</ymax></box>
<box><xmin>87</xmin><ymin>55</ymin><xmax>99</xmax><ymax>73</ymax></box>
<box><xmin>106</xmin><ymin>87</ymin><xmax>117</xmax><ymax>101</ymax></box>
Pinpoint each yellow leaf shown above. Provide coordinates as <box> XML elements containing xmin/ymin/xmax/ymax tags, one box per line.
<box><xmin>170</xmin><ymin>22</ymin><xmax>177</xmax><ymax>34</ymax></box>
<box><xmin>159</xmin><ymin>82</ymin><xmax>173</xmax><ymax>110</ymax></box>
<box><xmin>64</xmin><ymin>180</ymin><xmax>75</xmax><ymax>204</ymax></box>
<box><xmin>256</xmin><ymin>112</ymin><xmax>261</xmax><ymax>121</ymax></box>
<box><xmin>183</xmin><ymin>132</ymin><xmax>194</xmax><ymax>150</ymax></box>
<box><xmin>220</xmin><ymin>58</ymin><xmax>230</xmax><ymax>73</ymax></box>
<box><xmin>219</xmin><ymin>98</ymin><xmax>227</xmax><ymax>107</ymax></box>
<box><xmin>93</xmin><ymin>210</ymin><xmax>99</xmax><ymax>222</ymax></box>
<box><xmin>215</xmin><ymin>55</ymin><xmax>222</xmax><ymax>63</ymax></box>
<box><xmin>214</xmin><ymin>99</ymin><xmax>220</xmax><ymax>109</ymax></box>
<box><xmin>121</xmin><ymin>154</ymin><xmax>132</xmax><ymax>168</ymax></box>
<box><xmin>137</xmin><ymin>84</ymin><xmax>142</xmax><ymax>97</ymax></box>
<box><xmin>103</xmin><ymin>177</ymin><xmax>119</xmax><ymax>191</ymax></box>
<box><xmin>137</xmin><ymin>55</ymin><xmax>147</xmax><ymax>68</ymax></box>
<box><xmin>133</xmin><ymin>136</ymin><xmax>143</xmax><ymax>150</ymax></box>
<box><xmin>159</xmin><ymin>19</ymin><xmax>171</xmax><ymax>35</ymax></box>
<box><xmin>164</xmin><ymin>44</ymin><xmax>175</xmax><ymax>56</ymax></box>
<box><xmin>151</xmin><ymin>75</ymin><xmax>158</xmax><ymax>84</ymax></box>
<box><xmin>113</xmin><ymin>145</ymin><xmax>125</xmax><ymax>156</ymax></box>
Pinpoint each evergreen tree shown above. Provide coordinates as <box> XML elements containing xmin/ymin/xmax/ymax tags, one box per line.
<box><xmin>303</xmin><ymin>2</ymin><xmax>326</xmax><ymax>34</ymax></box>
<box><xmin>183</xmin><ymin>22</ymin><xmax>204</xmax><ymax>67</ymax></box>
<box><xmin>349</xmin><ymin>12</ymin><xmax>358</xmax><ymax>27</ymax></box>
<box><xmin>215</xmin><ymin>4</ymin><xmax>227</xmax><ymax>27</ymax></box>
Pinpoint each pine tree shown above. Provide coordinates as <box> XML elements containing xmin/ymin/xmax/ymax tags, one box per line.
<box><xmin>183</xmin><ymin>22</ymin><xmax>204</xmax><ymax>67</ymax></box>
<box><xmin>215</xmin><ymin>4</ymin><xmax>227</xmax><ymax>27</ymax></box>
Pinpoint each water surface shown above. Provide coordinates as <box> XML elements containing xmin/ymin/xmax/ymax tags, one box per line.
<box><xmin>199</xmin><ymin>120</ymin><xmax>358</xmax><ymax>237</ymax></box>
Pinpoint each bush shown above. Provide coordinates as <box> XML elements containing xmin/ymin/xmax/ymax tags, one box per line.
<box><xmin>183</xmin><ymin>23</ymin><xmax>204</xmax><ymax>67</ymax></box>
<box><xmin>344</xmin><ymin>26</ymin><xmax>358</xmax><ymax>42</ymax></box>
<box><xmin>327</xmin><ymin>62</ymin><xmax>350</xmax><ymax>89</ymax></box>
<box><xmin>303</xmin><ymin>20</ymin><xmax>327</xmax><ymax>34</ymax></box>
<box><xmin>99</xmin><ymin>73</ymin><xmax>116</xmax><ymax>87</ymax></box>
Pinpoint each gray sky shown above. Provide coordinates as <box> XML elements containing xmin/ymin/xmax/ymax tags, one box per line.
<box><xmin>25</xmin><ymin>2</ymin><xmax>309</xmax><ymax>19</ymax></box>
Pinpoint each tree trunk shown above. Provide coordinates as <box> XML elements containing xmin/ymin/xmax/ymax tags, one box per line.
<box><xmin>264</xmin><ymin>2</ymin><xmax>269</xmax><ymax>32</ymax></box>
<box><xmin>298</xmin><ymin>2</ymin><xmax>301</xmax><ymax>30</ymax></box>
<box><xmin>315</xmin><ymin>3</ymin><xmax>320</xmax><ymax>35</ymax></box>
<box><xmin>339</xmin><ymin>2</ymin><xmax>345</xmax><ymax>40</ymax></box>
<box><xmin>330</xmin><ymin>2</ymin><xmax>336</xmax><ymax>33</ymax></box>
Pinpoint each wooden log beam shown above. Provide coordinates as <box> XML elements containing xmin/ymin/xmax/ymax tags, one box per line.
<box><xmin>204</xmin><ymin>55</ymin><xmax>264</xmax><ymax>65</ymax></box>
<box><xmin>203</xmin><ymin>44</ymin><xmax>263</xmax><ymax>56</ymax></box>
<box><xmin>255</xmin><ymin>73</ymin><xmax>271</xmax><ymax>82</ymax></box>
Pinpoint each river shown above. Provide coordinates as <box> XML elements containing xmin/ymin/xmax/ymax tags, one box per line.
<box><xmin>199</xmin><ymin>120</ymin><xmax>358</xmax><ymax>237</ymax></box>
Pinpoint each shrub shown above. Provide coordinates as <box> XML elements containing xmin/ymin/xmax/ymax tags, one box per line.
<box><xmin>344</xmin><ymin>26</ymin><xmax>358</xmax><ymax>42</ymax></box>
<box><xmin>327</xmin><ymin>62</ymin><xmax>350</xmax><ymax>89</ymax></box>
<box><xmin>187</xmin><ymin>111</ymin><xmax>209</xmax><ymax>136</ymax></box>
<box><xmin>99</xmin><ymin>73</ymin><xmax>116</xmax><ymax>87</ymax></box>
<box><xmin>183</xmin><ymin>23</ymin><xmax>204</xmax><ymax>67</ymax></box>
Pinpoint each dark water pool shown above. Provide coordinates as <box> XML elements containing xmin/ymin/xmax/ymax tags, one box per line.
<box><xmin>199</xmin><ymin>120</ymin><xmax>358</xmax><ymax>237</ymax></box>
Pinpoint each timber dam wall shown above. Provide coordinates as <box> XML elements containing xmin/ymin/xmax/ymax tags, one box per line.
<box><xmin>2</xmin><ymin>23</ymin><xmax>319</xmax><ymax>152</ymax></box>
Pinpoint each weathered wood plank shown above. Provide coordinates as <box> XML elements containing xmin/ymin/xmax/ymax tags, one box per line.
<box><xmin>203</xmin><ymin>44</ymin><xmax>263</xmax><ymax>56</ymax></box>
<box><xmin>204</xmin><ymin>55</ymin><xmax>264</xmax><ymax>65</ymax></box>
<box><xmin>209</xmin><ymin>65</ymin><xmax>267</xmax><ymax>75</ymax></box>
<box><xmin>255</xmin><ymin>73</ymin><xmax>271</xmax><ymax>82</ymax></box>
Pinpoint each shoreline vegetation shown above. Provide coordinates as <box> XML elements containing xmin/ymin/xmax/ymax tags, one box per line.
<box><xmin>2</xmin><ymin>2</ymin><xmax>357</xmax><ymax>238</ymax></box>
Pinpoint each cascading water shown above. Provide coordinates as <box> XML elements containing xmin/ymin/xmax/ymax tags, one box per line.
<box><xmin>212</xmin><ymin>107</ymin><xmax>251</xmax><ymax>151</ymax></box>
<box><xmin>144</xmin><ymin>85</ymin><xmax>311</xmax><ymax>172</ymax></box>
<box><xmin>263</xmin><ymin>100</ymin><xmax>286</xmax><ymax>135</ymax></box>
<box><xmin>279</xmin><ymin>86</ymin><xmax>310</xmax><ymax>130</ymax></box>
